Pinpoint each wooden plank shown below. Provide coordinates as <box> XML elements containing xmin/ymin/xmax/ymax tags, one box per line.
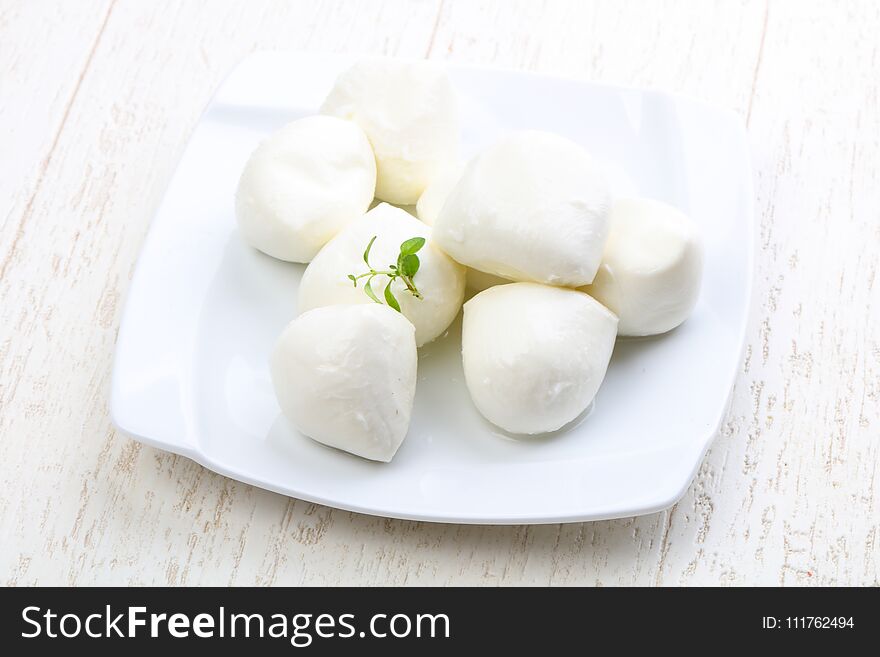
<box><xmin>659</xmin><ymin>0</ymin><xmax>880</xmax><ymax>586</ymax></box>
<box><xmin>0</xmin><ymin>0</ymin><xmax>114</xmax><ymax>273</ymax></box>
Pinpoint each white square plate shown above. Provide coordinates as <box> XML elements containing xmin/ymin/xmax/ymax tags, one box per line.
<box><xmin>111</xmin><ymin>52</ymin><xmax>753</xmax><ymax>524</ymax></box>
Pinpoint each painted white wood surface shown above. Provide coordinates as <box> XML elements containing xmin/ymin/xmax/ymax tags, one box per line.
<box><xmin>1</xmin><ymin>0</ymin><xmax>877</xmax><ymax>586</ymax></box>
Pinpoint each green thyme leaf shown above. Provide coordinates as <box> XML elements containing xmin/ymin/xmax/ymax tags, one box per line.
<box><xmin>399</xmin><ymin>237</ymin><xmax>426</xmax><ymax>256</ymax></box>
<box><xmin>363</xmin><ymin>277</ymin><xmax>381</xmax><ymax>304</ymax></box>
<box><xmin>349</xmin><ymin>236</ymin><xmax>424</xmax><ymax>309</ymax></box>
<box><xmin>383</xmin><ymin>280</ymin><xmax>401</xmax><ymax>312</ymax></box>
<box><xmin>363</xmin><ymin>235</ymin><xmax>378</xmax><ymax>266</ymax></box>
<box><xmin>399</xmin><ymin>253</ymin><xmax>420</xmax><ymax>278</ymax></box>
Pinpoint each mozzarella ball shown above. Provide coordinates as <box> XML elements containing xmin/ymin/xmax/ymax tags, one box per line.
<box><xmin>433</xmin><ymin>130</ymin><xmax>611</xmax><ymax>287</ymax></box>
<box><xmin>583</xmin><ymin>198</ymin><xmax>703</xmax><ymax>336</ymax></box>
<box><xmin>415</xmin><ymin>164</ymin><xmax>463</xmax><ymax>225</ymax></box>
<box><xmin>416</xmin><ymin>165</ymin><xmax>509</xmax><ymax>293</ymax></box>
<box><xmin>321</xmin><ymin>57</ymin><xmax>459</xmax><ymax>205</ymax></box>
<box><xmin>462</xmin><ymin>283</ymin><xmax>618</xmax><ymax>434</ymax></box>
<box><xmin>271</xmin><ymin>304</ymin><xmax>417</xmax><ymax>462</ymax></box>
<box><xmin>235</xmin><ymin>115</ymin><xmax>376</xmax><ymax>263</ymax></box>
<box><xmin>299</xmin><ymin>203</ymin><xmax>466</xmax><ymax>346</ymax></box>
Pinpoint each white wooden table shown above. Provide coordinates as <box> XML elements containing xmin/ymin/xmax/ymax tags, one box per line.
<box><xmin>1</xmin><ymin>0</ymin><xmax>878</xmax><ymax>586</ymax></box>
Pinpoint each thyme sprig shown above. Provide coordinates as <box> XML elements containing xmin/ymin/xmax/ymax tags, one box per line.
<box><xmin>347</xmin><ymin>235</ymin><xmax>426</xmax><ymax>312</ymax></box>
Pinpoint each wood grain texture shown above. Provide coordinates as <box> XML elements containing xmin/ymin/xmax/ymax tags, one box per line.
<box><xmin>1</xmin><ymin>0</ymin><xmax>877</xmax><ymax>586</ymax></box>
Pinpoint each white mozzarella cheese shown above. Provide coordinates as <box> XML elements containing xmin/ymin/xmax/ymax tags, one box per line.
<box><xmin>235</xmin><ymin>115</ymin><xmax>376</xmax><ymax>263</ymax></box>
<box><xmin>271</xmin><ymin>304</ymin><xmax>417</xmax><ymax>462</ymax></box>
<box><xmin>433</xmin><ymin>130</ymin><xmax>611</xmax><ymax>287</ymax></box>
<box><xmin>321</xmin><ymin>57</ymin><xmax>458</xmax><ymax>205</ymax></box>
<box><xmin>462</xmin><ymin>282</ymin><xmax>618</xmax><ymax>434</ymax></box>
<box><xmin>583</xmin><ymin>198</ymin><xmax>703</xmax><ymax>336</ymax></box>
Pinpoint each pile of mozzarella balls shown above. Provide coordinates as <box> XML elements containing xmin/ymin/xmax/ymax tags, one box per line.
<box><xmin>236</xmin><ymin>57</ymin><xmax>703</xmax><ymax>463</ymax></box>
